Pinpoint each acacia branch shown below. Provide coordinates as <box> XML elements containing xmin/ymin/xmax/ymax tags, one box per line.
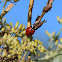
<box><xmin>27</xmin><ymin>0</ymin><xmax>34</xmax><ymax>27</ymax></box>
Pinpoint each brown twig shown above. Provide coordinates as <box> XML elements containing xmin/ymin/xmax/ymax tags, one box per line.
<box><xmin>0</xmin><ymin>3</ymin><xmax>14</xmax><ymax>37</ymax></box>
<box><xmin>36</xmin><ymin>0</ymin><xmax>54</xmax><ymax>22</ymax></box>
<box><xmin>33</xmin><ymin>0</ymin><xmax>54</xmax><ymax>30</ymax></box>
<box><xmin>1</xmin><ymin>1</ymin><xmax>7</xmax><ymax>14</ymax></box>
<box><xmin>27</xmin><ymin>0</ymin><xmax>34</xmax><ymax>27</ymax></box>
<box><xmin>1</xmin><ymin>3</ymin><xmax>14</xmax><ymax>18</ymax></box>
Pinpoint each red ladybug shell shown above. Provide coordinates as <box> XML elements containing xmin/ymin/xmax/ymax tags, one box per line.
<box><xmin>26</xmin><ymin>27</ymin><xmax>35</xmax><ymax>37</ymax></box>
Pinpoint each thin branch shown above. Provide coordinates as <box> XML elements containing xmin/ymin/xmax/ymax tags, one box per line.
<box><xmin>1</xmin><ymin>1</ymin><xmax>7</xmax><ymax>14</ymax></box>
<box><xmin>32</xmin><ymin>0</ymin><xmax>54</xmax><ymax>30</ymax></box>
<box><xmin>27</xmin><ymin>0</ymin><xmax>34</xmax><ymax>27</ymax></box>
<box><xmin>1</xmin><ymin>3</ymin><xmax>14</xmax><ymax>18</ymax></box>
<box><xmin>0</xmin><ymin>1</ymin><xmax>7</xmax><ymax>30</ymax></box>
<box><xmin>57</xmin><ymin>28</ymin><xmax>62</xmax><ymax>36</ymax></box>
<box><xmin>37</xmin><ymin>0</ymin><xmax>54</xmax><ymax>22</ymax></box>
<box><xmin>22</xmin><ymin>51</ymin><xmax>27</xmax><ymax>62</ymax></box>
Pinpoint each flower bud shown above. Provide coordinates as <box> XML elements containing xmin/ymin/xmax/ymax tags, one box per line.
<box><xmin>10</xmin><ymin>22</ymin><xmax>13</xmax><ymax>27</ymax></box>
<box><xmin>18</xmin><ymin>24</ymin><xmax>23</xmax><ymax>30</ymax></box>
<box><xmin>55</xmin><ymin>40</ymin><xmax>59</xmax><ymax>46</ymax></box>
<box><xmin>60</xmin><ymin>38</ymin><xmax>62</xmax><ymax>43</ymax></box>
<box><xmin>15</xmin><ymin>21</ymin><xmax>19</xmax><ymax>29</ymax></box>
<box><xmin>45</xmin><ymin>31</ymin><xmax>51</xmax><ymax>37</ymax></box>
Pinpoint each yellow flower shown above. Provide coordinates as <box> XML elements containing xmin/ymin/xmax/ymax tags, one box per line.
<box><xmin>18</xmin><ymin>24</ymin><xmax>23</xmax><ymax>30</ymax></box>
<box><xmin>6</xmin><ymin>40</ymin><xmax>12</xmax><ymax>45</ymax></box>
<box><xmin>32</xmin><ymin>41</ymin><xmax>34</xmax><ymax>46</ymax></box>
<box><xmin>7</xmin><ymin>34</ymin><xmax>11</xmax><ymax>39</ymax></box>
<box><xmin>10</xmin><ymin>45</ymin><xmax>14</xmax><ymax>49</ymax></box>
<box><xmin>25</xmin><ymin>42</ymin><xmax>27</xmax><ymax>44</ymax></box>
<box><xmin>10</xmin><ymin>22</ymin><xmax>13</xmax><ymax>27</ymax></box>
<box><xmin>18</xmin><ymin>47</ymin><xmax>22</xmax><ymax>52</ymax></box>
<box><xmin>34</xmin><ymin>42</ymin><xmax>37</xmax><ymax>47</ymax></box>
<box><xmin>37</xmin><ymin>45</ymin><xmax>41</xmax><ymax>49</ymax></box>
<box><xmin>34</xmin><ymin>39</ymin><xmax>37</xmax><ymax>42</ymax></box>
<box><xmin>12</xmin><ymin>50</ymin><xmax>16</xmax><ymax>55</ymax></box>
<box><xmin>58</xmin><ymin>44</ymin><xmax>61</xmax><ymax>48</ymax></box>
<box><xmin>25</xmin><ymin>46</ymin><xmax>30</xmax><ymax>50</ymax></box>
<box><xmin>15</xmin><ymin>30</ymin><xmax>19</xmax><ymax>33</ymax></box>
<box><xmin>38</xmin><ymin>40</ymin><xmax>43</xmax><ymax>44</ymax></box>
<box><xmin>22</xmin><ymin>46</ymin><xmax>26</xmax><ymax>50</ymax></box>
<box><xmin>18</xmin><ymin>55</ymin><xmax>22</xmax><ymax>59</ymax></box>
<box><xmin>60</xmin><ymin>38</ymin><xmax>62</xmax><ymax>43</ymax></box>
<box><xmin>11</xmin><ymin>41</ymin><xmax>14</xmax><ymax>45</ymax></box>
<box><xmin>30</xmin><ymin>49</ymin><xmax>33</xmax><ymax>52</ymax></box>
<box><xmin>3</xmin><ymin>38</ymin><xmax>7</xmax><ymax>41</ymax></box>
<box><xmin>14</xmin><ymin>37</ymin><xmax>18</xmax><ymax>40</ymax></box>
<box><xmin>18</xmin><ymin>52</ymin><xmax>22</xmax><ymax>55</ymax></box>
<box><xmin>34</xmin><ymin>51</ymin><xmax>37</xmax><ymax>55</ymax></box>
<box><xmin>13</xmin><ymin>44</ymin><xmax>17</xmax><ymax>47</ymax></box>
<box><xmin>10</xmin><ymin>27</ymin><xmax>15</xmax><ymax>33</ymax></box>
<box><xmin>6</xmin><ymin>23</ymin><xmax>9</xmax><ymax>26</ymax></box>
<box><xmin>52</xmin><ymin>32</ymin><xmax>55</xmax><ymax>37</ymax></box>
<box><xmin>57</xmin><ymin>16</ymin><xmax>62</xmax><ymax>24</ymax></box>
<box><xmin>58</xmin><ymin>44</ymin><xmax>62</xmax><ymax>49</ymax></box>
<box><xmin>7</xmin><ymin>54</ymin><xmax>11</xmax><ymax>58</ymax></box>
<box><xmin>3</xmin><ymin>18</ymin><xmax>6</xmax><ymax>22</ymax></box>
<box><xmin>40</xmin><ymin>46</ymin><xmax>46</xmax><ymax>53</ymax></box>
<box><xmin>13</xmin><ymin>48</ymin><xmax>17</xmax><ymax>51</ymax></box>
<box><xmin>2</xmin><ymin>50</ymin><xmax>7</xmax><ymax>57</ymax></box>
<box><xmin>21</xmin><ymin>25</ymin><xmax>25</xmax><ymax>30</ymax></box>
<box><xmin>17</xmin><ymin>44</ymin><xmax>21</xmax><ymax>48</ymax></box>
<box><xmin>18</xmin><ymin>33</ymin><xmax>22</xmax><ymax>37</ymax></box>
<box><xmin>15</xmin><ymin>21</ymin><xmax>19</xmax><ymax>29</ymax></box>
<box><xmin>55</xmin><ymin>40</ymin><xmax>59</xmax><ymax>46</ymax></box>
<box><xmin>27</xmin><ymin>38</ymin><xmax>30</xmax><ymax>42</ymax></box>
<box><xmin>3</xmin><ymin>33</ymin><xmax>7</xmax><ymax>39</ymax></box>
<box><xmin>57</xmin><ymin>16</ymin><xmax>61</xmax><ymax>21</ymax></box>
<box><xmin>6</xmin><ymin>26</ymin><xmax>10</xmax><ymax>30</ymax></box>
<box><xmin>31</xmin><ymin>47</ymin><xmax>34</xmax><ymax>50</ymax></box>
<box><xmin>38</xmin><ymin>53</ymin><xmax>40</xmax><ymax>56</ymax></box>
<box><xmin>45</xmin><ymin>31</ymin><xmax>51</xmax><ymax>37</ymax></box>
<box><xmin>21</xmin><ymin>30</ymin><xmax>26</xmax><ymax>34</ymax></box>
<box><xmin>28</xmin><ymin>56</ymin><xmax>31</xmax><ymax>58</ymax></box>
<box><xmin>1</xmin><ymin>27</ymin><xmax>5</xmax><ymax>32</ymax></box>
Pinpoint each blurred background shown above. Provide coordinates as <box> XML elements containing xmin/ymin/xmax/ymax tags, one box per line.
<box><xmin>0</xmin><ymin>0</ymin><xmax>62</xmax><ymax>48</ymax></box>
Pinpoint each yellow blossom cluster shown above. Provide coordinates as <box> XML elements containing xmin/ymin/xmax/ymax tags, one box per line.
<box><xmin>0</xmin><ymin>18</ymin><xmax>46</xmax><ymax>61</ymax></box>
<box><xmin>21</xmin><ymin>35</ymin><xmax>46</xmax><ymax>56</ymax></box>
<box><xmin>1</xmin><ymin>18</ymin><xmax>26</xmax><ymax>37</ymax></box>
<box><xmin>0</xmin><ymin>33</ymin><xmax>23</xmax><ymax>59</ymax></box>
<box><xmin>45</xmin><ymin>30</ymin><xmax>60</xmax><ymax>47</ymax></box>
<box><xmin>0</xmin><ymin>33</ymin><xmax>46</xmax><ymax>60</ymax></box>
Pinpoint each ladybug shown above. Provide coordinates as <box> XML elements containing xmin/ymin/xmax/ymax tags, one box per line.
<box><xmin>26</xmin><ymin>25</ymin><xmax>35</xmax><ymax>37</ymax></box>
<box><xmin>26</xmin><ymin>16</ymin><xmax>47</xmax><ymax>37</ymax></box>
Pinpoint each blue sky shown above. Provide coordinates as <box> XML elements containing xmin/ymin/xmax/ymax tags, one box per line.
<box><xmin>0</xmin><ymin>0</ymin><xmax>62</xmax><ymax>48</ymax></box>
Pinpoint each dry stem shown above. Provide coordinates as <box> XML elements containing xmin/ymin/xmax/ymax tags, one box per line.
<box><xmin>36</xmin><ymin>0</ymin><xmax>54</xmax><ymax>22</ymax></box>
<box><xmin>27</xmin><ymin>0</ymin><xmax>34</xmax><ymax>27</ymax></box>
<box><xmin>1</xmin><ymin>3</ymin><xmax>14</xmax><ymax>18</ymax></box>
